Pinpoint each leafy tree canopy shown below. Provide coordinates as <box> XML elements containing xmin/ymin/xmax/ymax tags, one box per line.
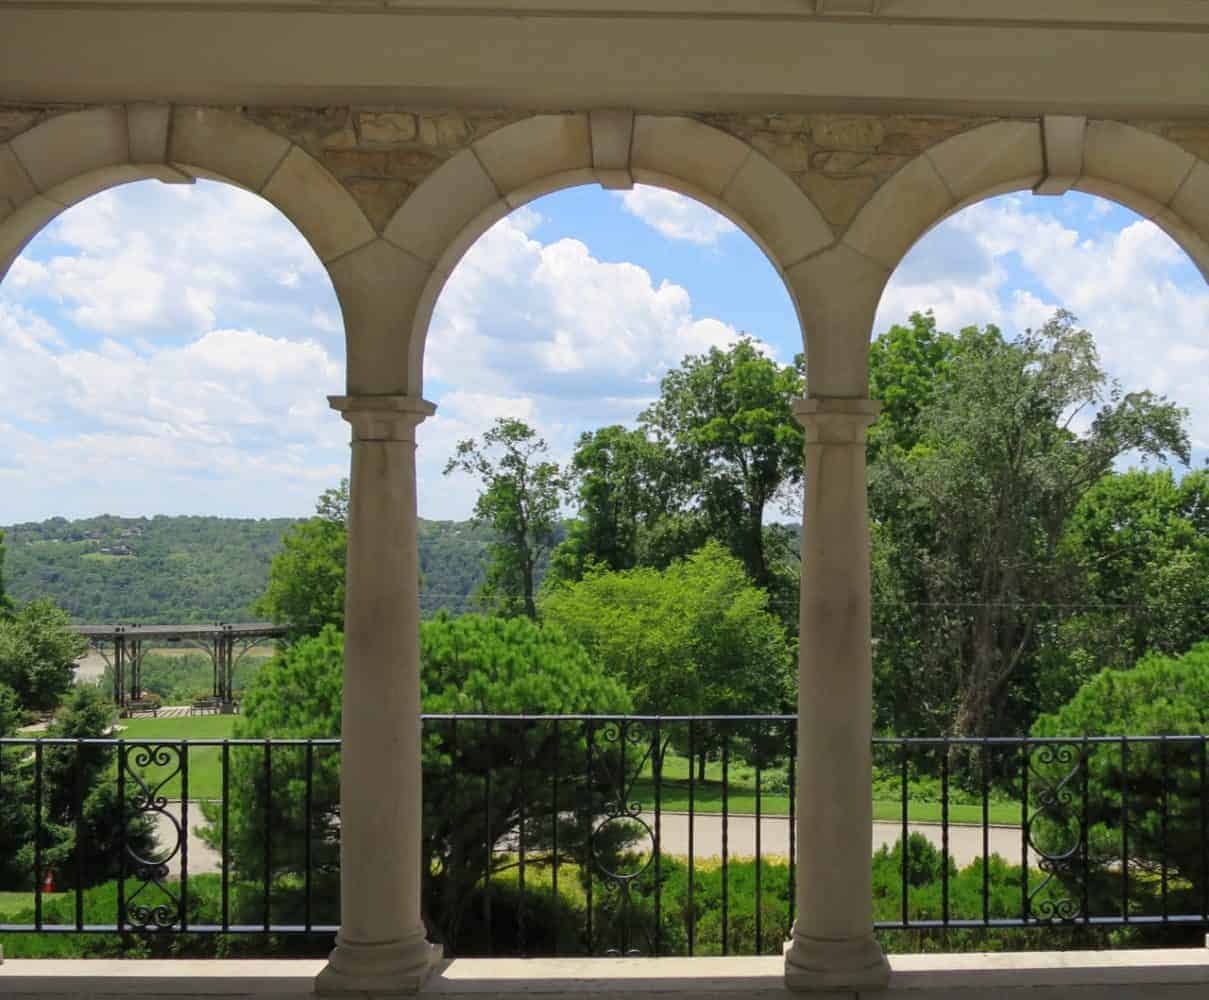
<box><xmin>549</xmin><ymin>425</ymin><xmax>677</xmax><ymax>583</ymax></box>
<box><xmin>871</xmin><ymin>311</ymin><xmax>1189</xmax><ymax>738</ymax></box>
<box><xmin>639</xmin><ymin>337</ymin><xmax>805</xmax><ymax>590</ymax></box>
<box><xmin>1032</xmin><ymin>643</ymin><xmax>1209</xmax><ymax>916</ymax></box>
<box><xmin>0</xmin><ymin>598</ymin><xmax>87</xmax><ymax>713</ymax></box>
<box><xmin>541</xmin><ymin>540</ymin><xmax>792</xmax><ymax>718</ymax></box>
<box><xmin>445</xmin><ymin>419</ymin><xmax>566</xmax><ymax>619</ymax></box>
<box><xmin>1047</xmin><ymin>468</ymin><xmax>1209</xmax><ymax>705</ymax></box>
<box><xmin>213</xmin><ymin>614</ymin><xmax>631</xmax><ymax>944</ymax></box>
<box><xmin>257</xmin><ymin>482</ymin><xmax>349</xmax><ymax>637</ymax></box>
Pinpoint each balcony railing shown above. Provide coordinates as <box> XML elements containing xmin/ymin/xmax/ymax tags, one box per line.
<box><xmin>1</xmin><ymin>718</ymin><xmax>1207</xmax><ymax>956</ymax></box>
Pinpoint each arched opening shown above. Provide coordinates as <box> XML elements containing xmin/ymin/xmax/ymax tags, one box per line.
<box><xmin>867</xmin><ymin>170</ymin><xmax>1209</xmax><ymax>942</ymax></box>
<box><xmin>410</xmin><ymin>176</ymin><xmax>809</xmax><ymax>957</ymax></box>
<box><xmin>0</xmin><ymin>173</ymin><xmax>349</xmax><ymax>929</ymax></box>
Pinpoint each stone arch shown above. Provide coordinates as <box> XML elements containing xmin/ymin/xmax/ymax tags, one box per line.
<box><xmin>0</xmin><ymin>104</ymin><xmax>375</xmax><ymax>330</ymax></box>
<box><xmin>382</xmin><ymin>113</ymin><xmax>835</xmax><ymax>397</ymax></box>
<box><xmin>841</xmin><ymin>117</ymin><xmax>1209</xmax><ymax>321</ymax></box>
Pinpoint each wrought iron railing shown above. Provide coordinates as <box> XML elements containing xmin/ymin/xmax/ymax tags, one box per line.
<box><xmin>0</xmin><ymin>721</ymin><xmax>1207</xmax><ymax>955</ymax></box>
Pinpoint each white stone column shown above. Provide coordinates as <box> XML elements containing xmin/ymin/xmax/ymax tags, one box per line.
<box><xmin>316</xmin><ymin>394</ymin><xmax>439</xmax><ymax>996</ymax></box>
<box><xmin>785</xmin><ymin>397</ymin><xmax>890</xmax><ymax>992</ymax></box>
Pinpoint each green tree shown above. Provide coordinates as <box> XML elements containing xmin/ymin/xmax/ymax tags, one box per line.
<box><xmin>0</xmin><ymin>682</ymin><xmax>32</xmax><ymax>888</ymax></box>
<box><xmin>32</xmin><ymin>686</ymin><xmax>157</xmax><ymax>890</ymax></box>
<box><xmin>541</xmin><ymin>541</ymin><xmax>792</xmax><ymax>775</ymax></box>
<box><xmin>1043</xmin><ymin>468</ymin><xmax>1209</xmax><ymax>707</ymax></box>
<box><xmin>867</xmin><ymin>311</ymin><xmax>960</xmax><ymax>461</ymax></box>
<box><xmin>549</xmin><ymin>425</ymin><xmax>681</xmax><ymax>583</ymax></box>
<box><xmin>0</xmin><ymin>599</ymin><xmax>87</xmax><ymax>713</ymax></box>
<box><xmin>209</xmin><ymin>615</ymin><xmax>633</xmax><ymax>949</ymax></box>
<box><xmin>639</xmin><ymin>338</ymin><xmax>805</xmax><ymax>590</ymax></box>
<box><xmin>870</xmin><ymin>311</ymin><xmax>1188</xmax><ymax>738</ymax></box>
<box><xmin>257</xmin><ymin>482</ymin><xmax>348</xmax><ymax>636</ymax></box>
<box><xmin>445</xmin><ymin>419</ymin><xmax>566</xmax><ymax>619</ymax></box>
<box><xmin>1032</xmin><ymin>643</ymin><xmax>1209</xmax><ymax>922</ymax></box>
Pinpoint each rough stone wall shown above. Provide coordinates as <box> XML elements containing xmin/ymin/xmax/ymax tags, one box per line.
<box><xmin>701</xmin><ymin>112</ymin><xmax>995</xmax><ymax>230</ymax></box>
<box><xmin>242</xmin><ymin>107</ymin><xmax>527</xmax><ymax>231</ymax></box>
<box><xmin>5</xmin><ymin>103</ymin><xmax>1209</xmax><ymax>241</ymax></box>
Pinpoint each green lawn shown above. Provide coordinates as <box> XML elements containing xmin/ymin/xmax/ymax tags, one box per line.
<box><xmin>632</xmin><ymin>751</ymin><xmax>1020</xmax><ymax>826</ymax></box>
<box><xmin>27</xmin><ymin>715</ymin><xmax>239</xmax><ymax>800</ymax></box>
<box><xmin>118</xmin><ymin>715</ymin><xmax>237</xmax><ymax>800</ymax></box>
<box><xmin>0</xmin><ymin>890</ymin><xmax>34</xmax><ymax>918</ymax></box>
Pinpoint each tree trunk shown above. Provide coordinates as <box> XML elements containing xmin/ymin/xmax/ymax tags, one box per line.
<box><xmin>748</xmin><ymin>501</ymin><xmax>767</xmax><ymax>588</ymax></box>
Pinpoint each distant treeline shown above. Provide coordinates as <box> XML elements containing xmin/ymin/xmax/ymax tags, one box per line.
<box><xmin>2</xmin><ymin>513</ymin><xmax>506</xmax><ymax>623</ymax></box>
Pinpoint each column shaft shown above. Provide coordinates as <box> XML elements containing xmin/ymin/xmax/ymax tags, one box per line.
<box><xmin>785</xmin><ymin>397</ymin><xmax>889</xmax><ymax>991</ymax></box>
<box><xmin>317</xmin><ymin>394</ymin><xmax>438</xmax><ymax>996</ymax></box>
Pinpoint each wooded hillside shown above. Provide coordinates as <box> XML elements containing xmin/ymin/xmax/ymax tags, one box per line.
<box><xmin>2</xmin><ymin>514</ymin><xmax>497</xmax><ymax>623</ymax></box>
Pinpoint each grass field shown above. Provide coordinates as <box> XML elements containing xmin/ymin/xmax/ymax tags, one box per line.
<box><xmin>118</xmin><ymin>715</ymin><xmax>237</xmax><ymax>800</ymax></box>
<box><xmin>632</xmin><ymin>752</ymin><xmax>1020</xmax><ymax>825</ymax></box>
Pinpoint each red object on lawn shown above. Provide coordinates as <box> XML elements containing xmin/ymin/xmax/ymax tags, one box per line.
<box><xmin>42</xmin><ymin>868</ymin><xmax>55</xmax><ymax>893</ymax></box>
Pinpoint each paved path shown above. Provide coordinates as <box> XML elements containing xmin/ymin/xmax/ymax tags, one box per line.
<box><xmin>154</xmin><ymin>803</ymin><xmax>1029</xmax><ymax>878</ymax></box>
<box><xmin>151</xmin><ymin>802</ymin><xmax>223</xmax><ymax>876</ymax></box>
<box><xmin>647</xmin><ymin>812</ymin><xmax>1032</xmax><ymax>868</ymax></box>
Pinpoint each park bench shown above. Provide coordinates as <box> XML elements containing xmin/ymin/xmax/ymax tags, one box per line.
<box><xmin>122</xmin><ymin>699</ymin><xmax>159</xmax><ymax>718</ymax></box>
<box><xmin>190</xmin><ymin>696</ymin><xmax>222</xmax><ymax>715</ymax></box>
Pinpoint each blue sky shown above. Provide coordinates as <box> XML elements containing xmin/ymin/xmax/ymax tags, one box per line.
<box><xmin>0</xmin><ymin>178</ymin><xmax>1205</xmax><ymax>524</ymax></box>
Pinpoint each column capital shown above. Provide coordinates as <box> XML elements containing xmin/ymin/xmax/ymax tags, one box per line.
<box><xmin>329</xmin><ymin>394</ymin><xmax>436</xmax><ymax>442</ymax></box>
<box><xmin>792</xmin><ymin>397</ymin><xmax>880</xmax><ymax>444</ymax></box>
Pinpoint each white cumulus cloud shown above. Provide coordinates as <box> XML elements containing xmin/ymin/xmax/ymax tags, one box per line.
<box><xmin>617</xmin><ymin>185</ymin><xmax>739</xmax><ymax>246</ymax></box>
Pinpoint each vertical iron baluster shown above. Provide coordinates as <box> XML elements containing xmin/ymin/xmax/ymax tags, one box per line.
<box><xmin>305</xmin><ymin>740</ymin><xmax>314</xmax><ymax>933</ymax></box>
<box><xmin>518</xmin><ymin>721</ymin><xmax>527</xmax><ymax>956</ymax></box>
<box><xmin>33</xmin><ymin>741</ymin><xmax>43</xmax><ymax>930</ymax></box>
<box><xmin>1121</xmin><ymin>736</ymin><xmax>1129</xmax><ymax>923</ymax></box>
<box><xmin>75</xmin><ymin>742</ymin><xmax>85</xmax><ymax>930</ymax></box>
<box><xmin>721</xmin><ymin>724</ymin><xmax>729</xmax><ymax>956</ymax></box>
<box><xmin>1081</xmin><ymin>737</ymin><xmax>1090</xmax><ymax>926</ymax></box>
<box><xmin>117</xmin><ymin>739</ymin><xmax>126</xmax><ymax>932</ymax></box>
<box><xmin>687</xmin><ymin>718</ymin><xmax>696</xmax><ymax>956</ymax></box>
<box><xmin>1160</xmin><ymin>735</ymin><xmax>1169</xmax><ymax>922</ymax></box>
<box><xmin>484</xmin><ymin>719</ymin><xmax>493</xmax><ymax>956</ymax></box>
<box><xmin>901</xmin><ymin>741</ymin><xmax>909</xmax><ymax>928</ymax></box>
<box><xmin>1201</xmin><ymin>737</ymin><xmax>1208</xmax><ymax>923</ymax></box>
<box><xmin>263</xmin><ymin>740</ymin><xmax>272</xmax><ymax>932</ymax></box>
<box><xmin>221</xmin><ymin>741</ymin><xmax>230</xmax><ymax>931</ymax></box>
<box><xmin>181</xmin><ymin>741</ymin><xmax>189</xmax><ymax>931</ymax></box>
<box><xmin>754</xmin><ymin>721</ymin><xmax>763</xmax><ymax>953</ymax></box>
<box><xmin>653</xmin><ymin>718</ymin><xmax>663</xmax><ymax>957</ymax></box>
<box><xmin>788</xmin><ymin>719</ymin><xmax>796</xmax><ymax>932</ymax></box>
<box><xmin>1020</xmin><ymin>741</ymin><xmax>1029</xmax><ymax>924</ymax></box>
<box><xmin>584</xmin><ymin>719</ymin><xmax>593</xmax><ymax>955</ymax></box>
<box><xmin>941</xmin><ymin>740</ymin><xmax>950</xmax><ymax>927</ymax></box>
<box><xmin>981</xmin><ymin>742</ymin><xmax>990</xmax><ymax>926</ymax></box>
<box><xmin>551</xmin><ymin>719</ymin><xmax>559</xmax><ymax>956</ymax></box>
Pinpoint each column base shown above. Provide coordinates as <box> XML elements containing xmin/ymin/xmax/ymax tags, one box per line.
<box><xmin>784</xmin><ymin>932</ymin><xmax>891</xmax><ymax>992</ymax></box>
<box><xmin>315</xmin><ymin>931</ymin><xmax>442</xmax><ymax>996</ymax></box>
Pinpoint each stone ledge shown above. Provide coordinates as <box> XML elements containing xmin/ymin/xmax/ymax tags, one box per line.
<box><xmin>2</xmin><ymin>952</ymin><xmax>1209</xmax><ymax>999</ymax></box>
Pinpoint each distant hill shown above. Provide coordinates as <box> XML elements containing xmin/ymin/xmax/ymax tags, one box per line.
<box><xmin>2</xmin><ymin>514</ymin><xmax>498</xmax><ymax>624</ymax></box>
